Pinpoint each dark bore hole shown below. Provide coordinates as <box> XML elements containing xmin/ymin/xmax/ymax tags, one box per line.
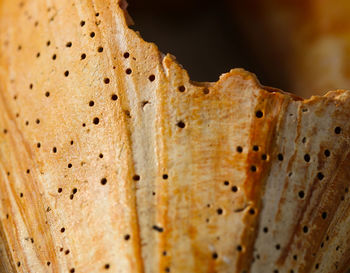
<box><xmin>334</xmin><ymin>127</ymin><xmax>341</xmax><ymax>134</ymax></box>
<box><xmin>101</xmin><ymin>178</ymin><xmax>107</xmax><ymax>185</ymax></box>
<box><xmin>177</xmin><ymin>120</ymin><xmax>186</xmax><ymax>128</ymax></box>
<box><xmin>304</xmin><ymin>154</ymin><xmax>310</xmax><ymax>162</ymax></box>
<box><xmin>178</xmin><ymin>85</ymin><xmax>186</xmax><ymax>92</ymax></box>
<box><xmin>255</xmin><ymin>110</ymin><xmax>263</xmax><ymax>118</ymax></box>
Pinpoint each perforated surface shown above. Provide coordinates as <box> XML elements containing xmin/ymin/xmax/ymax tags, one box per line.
<box><xmin>1</xmin><ymin>1</ymin><xmax>350</xmax><ymax>273</ymax></box>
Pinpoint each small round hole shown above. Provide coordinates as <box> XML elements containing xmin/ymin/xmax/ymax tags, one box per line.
<box><xmin>66</xmin><ymin>42</ymin><xmax>72</xmax><ymax>47</ymax></box>
<box><xmin>304</xmin><ymin>154</ymin><xmax>310</xmax><ymax>162</ymax></box>
<box><xmin>97</xmin><ymin>46</ymin><xmax>103</xmax><ymax>52</ymax></box>
<box><xmin>203</xmin><ymin>88</ymin><xmax>209</xmax><ymax>94</ymax></box>
<box><xmin>176</xmin><ymin>121</ymin><xmax>186</xmax><ymax>128</ymax></box>
<box><xmin>162</xmin><ymin>174</ymin><xmax>168</xmax><ymax>180</ymax></box>
<box><xmin>231</xmin><ymin>186</ymin><xmax>238</xmax><ymax>192</ymax></box>
<box><xmin>178</xmin><ymin>86</ymin><xmax>185</xmax><ymax>92</ymax></box>
<box><xmin>80</xmin><ymin>20</ymin><xmax>85</xmax><ymax>26</ymax></box>
<box><xmin>236</xmin><ymin>146</ymin><xmax>243</xmax><ymax>153</ymax></box>
<box><xmin>133</xmin><ymin>175</ymin><xmax>140</xmax><ymax>181</ymax></box>
<box><xmin>104</xmin><ymin>78</ymin><xmax>110</xmax><ymax>84</ymax></box>
<box><xmin>111</xmin><ymin>94</ymin><xmax>118</xmax><ymax>101</ymax></box>
<box><xmin>89</xmin><ymin>101</ymin><xmax>94</xmax><ymax>107</ymax></box>
<box><xmin>45</xmin><ymin>91</ymin><xmax>50</xmax><ymax>97</ymax></box>
<box><xmin>321</xmin><ymin>212</ymin><xmax>327</xmax><ymax>219</ymax></box>
<box><xmin>223</xmin><ymin>181</ymin><xmax>229</xmax><ymax>186</ymax></box>
<box><xmin>81</xmin><ymin>53</ymin><xmax>86</xmax><ymax>60</ymax></box>
<box><xmin>253</xmin><ymin>145</ymin><xmax>259</xmax><ymax>151</ymax></box>
<box><xmin>298</xmin><ymin>191</ymin><xmax>305</xmax><ymax>199</ymax></box>
<box><xmin>324</xmin><ymin>150</ymin><xmax>330</xmax><ymax>157</ymax></box>
<box><xmin>126</xmin><ymin>68</ymin><xmax>132</xmax><ymax>74</ymax></box>
<box><xmin>60</xmin><ymin>227</ymin><xmax>65</xmax><ymax>233</ymax></box>
<box><xmin>317</xmin><ymin>172</ymin><xmax>324</xmax><ymax>181</ymax></box>
<box><xmin>64</xmin><ymin>70</ymin><xmax>69</xmax><ymax>77</ymax></box>
<box><xmin>149</xmin><ymin>75</ymin><xmax>155</xmax><ymax>82</ymax></box>
<box><xmin>124</xmin><ymin>234</ymin><xmax>130</xmax><ymax>240</ymax></box>
<box><xmin>52</xmin><ymin>54</ymin><xmax>57</xmax><ymax>60</ymax></box>
<box><xmin>93</xmin><ymin>117</ymin><xmax>100</xmax><ymax>125</ymax></box>
<box><xmin>255</xmin><ymin>110</ymin><xmax>263</xmax><ymax>118</ymax></box>
<box><xmin>101</xmin><ymin>178</ymin><xmax>107</xmax><ymax>185</ymax></box>
<box><xmin>90</xmin><ymin>32</ymin><xmax>95</xmax><ymax>38</ymax></box>
<box><xmin>212</xmin><ymin>252</ymin><xmax>218</xmax><ymax>259</ymax></box>
<box><xmin>123</xmin><ymin>52</ymin><xmax>130</xmax><ymax>58</ymax></box>
<box><xmin>217</xmin><ymin>208</ymin><xmax>223</xmax><ymax>215</ymax></box>
<box><xmin>277</xmin><ymin>154</ymin><xmax>284</xmax><ymax>161</ymax></box>
<box><xmin>250</xmin><ymin>165</ymin><xmax>257</xmax><ymax>172</ymax></box>
<box><xmin>303</xmin><ymin>226</ymin><xmax>308</xmax><ymax>233</ymax></box>
<box><xmin>58</xmin><ymin>188</ymin><xmax>62</xmax><ymax>193</ymax></box>
<box><xmin>334</xmin><ymin>127</ymin><xmax>341</xmax><ymax>134</ymax></box>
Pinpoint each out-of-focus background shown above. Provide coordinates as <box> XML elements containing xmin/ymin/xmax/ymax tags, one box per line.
<box><xmin>127</xmin><ymin>0</ymin><xmax>274</xmax><ymax>86</ymax></box>
<box><xmin>127</xmin><ymin>0</ymin><xmax>350</xmax><ymax>98</ymax></box>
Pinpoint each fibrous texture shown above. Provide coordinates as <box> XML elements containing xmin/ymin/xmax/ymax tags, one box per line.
<box><xmin>0</xmin><ymin>1</ymin><xmax>350</xmax><ymax>273</ymax></box>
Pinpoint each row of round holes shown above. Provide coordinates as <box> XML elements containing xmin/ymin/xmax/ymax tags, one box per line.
<box><xmin>14</xmin><ymin>8</ymin><xmax>345</xmax><ymax>269</ymax></box>
<box><xmin>259</xmin><ymin>188</ymin><xmax>349</xmax><ymax>271</ymax></box>
<box><xmin>9</xmin><ymin>9</ymin><xmax>180</xmax><ymax>272</ymax></box>
<box><xmin>20</xmin><ymin>13</ymin><xmax>111</xmax><ymax>268</ymax></box>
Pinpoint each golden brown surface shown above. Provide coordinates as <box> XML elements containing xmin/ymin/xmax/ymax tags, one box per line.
<box><xmin>1</xmin><ymin>0</ymin><xmax>350</xmax><ymax>272</ymax></box>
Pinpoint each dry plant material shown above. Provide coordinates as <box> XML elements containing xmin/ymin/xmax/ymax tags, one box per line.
<box><xmin>0</xmin><ymin>0</ymin><xmax>350</xmax><ymax>273</ymax></box>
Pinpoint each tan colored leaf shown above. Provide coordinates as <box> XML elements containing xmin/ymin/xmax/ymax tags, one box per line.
<box><xmin>0</xmin><ymin>1</ymin><xmax>350</xmax><ymax>272</ymax></box>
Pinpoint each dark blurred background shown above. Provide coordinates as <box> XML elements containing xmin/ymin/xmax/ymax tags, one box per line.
<box><xmin>127</xmin><ymin>0</ymin><xmax>281</xmax><ymax>88</ymax></box>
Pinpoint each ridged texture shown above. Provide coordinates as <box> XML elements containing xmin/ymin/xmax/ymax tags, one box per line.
<box><xmin>0</xmin><ymin>1</ymin><xmax>350</xmax><ymax>273</ymax></box>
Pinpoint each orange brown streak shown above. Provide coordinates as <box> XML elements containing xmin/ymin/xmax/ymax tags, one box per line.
<box><xmin>0</xmin><ymin>91</ymin><xmax>59</xmax><ymax>271</ymax></box>
<box><xmin>238</xmin><ymin>90</ymin><xmax>287</xmax><ymax>272</ymax></box>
